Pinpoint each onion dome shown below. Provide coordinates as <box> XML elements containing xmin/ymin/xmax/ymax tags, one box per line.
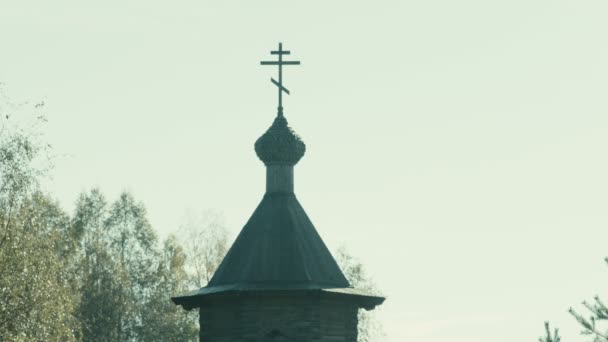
<box><xmin>255</xmin><ymin>109</ymin><xmax>306</xmax><ymax>166</ymax></box>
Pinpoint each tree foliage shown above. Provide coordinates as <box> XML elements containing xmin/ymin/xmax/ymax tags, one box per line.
<box><xmin>335</xmin><ymin>247</ymin><xmax>384</xmax><ymax>342</ymax></box>
<box><xmin>73</xmin><ymin>190</ymin><xmax>198</xmax><ymax>342</ymax></box>
<box><xmin>540</xmin><ymin>322</ymin><xmax>562</xmax><ymax>342</ymax></box>
<box><xmin>0</xmin><ymin>97</ymin><xmax>79</xmax><ymax>341</ymax></box>
<box><xmin>1</xmin><ymin>88</ymin><xmax>199</xmax><ymax>341</ymax></box>
<box><xmin>140</xmin><ymin>236</ymin><xmax>198</xmax><ymax>341</ymax></box>
<box><xmin>568</xmin><ymin>258</ymin><xmax>608</xmax><ymax>342</ymax></box>
<box><xmin>177</xmin><ymin>210</ymin><xmax>228</xmax><ymax>288</ymax></box>
<box><xmin>0</xmin><ymin>193</ymin><xmax>81</xmax><ymax>341</ymax></box>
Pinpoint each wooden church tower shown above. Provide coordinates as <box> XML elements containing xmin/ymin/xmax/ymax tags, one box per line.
<box><xmin>172</xmin><ymin>43</ymin><xmax>384</xmax><ymax>342</ymax></box>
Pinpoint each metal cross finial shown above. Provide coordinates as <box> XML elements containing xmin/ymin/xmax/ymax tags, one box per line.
<box><xmin>260</xmin><ymin>42</ymin><xmax>301</xmax><ymax>115</ymax></box>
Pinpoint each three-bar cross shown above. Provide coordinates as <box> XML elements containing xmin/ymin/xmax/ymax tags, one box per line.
<box><xmin>260</xmin><ymin>42</ymin><xmax>301</xmax><ymax>111</ymax></box>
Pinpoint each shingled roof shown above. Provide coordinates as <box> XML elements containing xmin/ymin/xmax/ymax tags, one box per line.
<box><xmin>207</xmin><ymin>191</ymin><xmax>350</xmax><ymax>290</ymax></box>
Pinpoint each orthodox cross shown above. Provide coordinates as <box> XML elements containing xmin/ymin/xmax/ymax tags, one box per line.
<box><xmin>260</xmin><ymin>42</ymin><xmax>301</xmax><ymax>111</ymax></box>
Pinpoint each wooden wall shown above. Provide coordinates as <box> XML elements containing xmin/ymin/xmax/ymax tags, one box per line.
<box><xmin>198</xmin><ymin>292</ymin><xmax>359</xmax><ymax>342</ymax></box>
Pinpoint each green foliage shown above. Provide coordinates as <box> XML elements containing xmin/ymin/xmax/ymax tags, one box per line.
<box><xmin>569</xmin><ymin>260</ymin><xmax>608</xmax><ymax>342</ymax></box>
<box><xmin>0</xmin><ymin>100</ymin><xmax>80</xmax><ymax>341</ymax></box>
<box><xmin>139</xmin><ymin>236</ymin><xmax>198</xmax><ymax>341</ymax></box>
<box><xmin>0</xmin><ymin>193</ymin><xmax>81</xmax><ymax>341</ymax></box>
<box><xmin>74</xmin><ymin>190</ymin><xmax>198</xmax><ymax>342</ymax></box>
<box><xmin>73</xmin><ymin>190</ymin><xmax>124</xmax><ymax>341</ymax></box>
<box><xmin>1</xmin><ymin>88</ymin><xmax>198</xmax><ymax>341</ymax></box>
<box><xmin>539</xmin><ymin>322</ymin><xmax>561</xmax><ymax>342</ymax></box>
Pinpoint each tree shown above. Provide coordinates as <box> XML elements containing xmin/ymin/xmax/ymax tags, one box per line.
<box><xmin>73</xmin><ymin>189</ymin><xmax>125</xmax><ymax>341</ymax></box>
<box><xmin>335</xmin><ymin>247</ymin><xmax>384</xmax><ymax>342</ymax></box>
<box><xmin>140</xmin><ymin>235</ymin><xmax>198</xmax><ymax>341</ymax></box>
<box><xmin>177</xmin><ymin>210</ymin><xmax>228</xmax><ymax>288</ymax></box>
<box><xmin>569</xmin><ymin>258</ymin><xmax>608</xmax><ymax>342</ymax></box>
<box><xmin>1</xmin><ymin>85</ymin><xmax>199</xmax><ymax>341</ymax></box>
<box><xmin>540</xmin><ymin>322</ymin><xmax>562</xmax><ymax>342</ymax></box>
<box><xmin>74</xmin><ymin>189</ymin><xmax>198</xmax><ymax>341</ymax></box>
<box><xmin>75</xmin><ymin>190</ymin><xmax>160</xmax><ymax>341</ymax></box>
<box><xmin>0</xmin><ymin>193</ymin><xmax>81</xmax><ymax>341</ymax></box>
<box><xmin>105</xmin><ymin>192</ymin><xmax>159</xmax><ymax>341</ymax></box>
<box><xmin>0</xmin><ymin>101</ymin><xmax>79</xmax><ymax>341</ymax></box>
<box><xmin>0</xmin><ymin>93</ymin><xmax>79</xmax><ymax>341</ymax></box>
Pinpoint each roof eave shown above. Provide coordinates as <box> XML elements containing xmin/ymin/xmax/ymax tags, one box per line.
<box><xmin>171</xmin><ymin>286</ymin><xmax>385</xmax><ymax>311</ymax></box>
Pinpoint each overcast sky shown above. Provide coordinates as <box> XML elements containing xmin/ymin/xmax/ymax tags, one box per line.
<box><xmin>2</xmin><ymin>1</ymin><xmax>608</xmax><ymax>341</ymax></box>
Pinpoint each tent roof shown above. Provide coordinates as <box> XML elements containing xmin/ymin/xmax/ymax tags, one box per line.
<box><xmin>206</xmin><ymin>192</ymin><xmax>350</xmax><ymax>290</ymax></box>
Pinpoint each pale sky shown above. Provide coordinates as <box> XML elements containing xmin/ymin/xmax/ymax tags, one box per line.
<box><xmin>2</xmin><ymin>1</ymin><xmax>608</xmax><ymax>341</ymax></box>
